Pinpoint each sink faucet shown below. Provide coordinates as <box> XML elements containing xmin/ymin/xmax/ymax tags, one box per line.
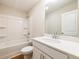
<box><xmin>53</xmin><ymin>32</ymin><xmax>58</xmax><ymax>39</ymax></box>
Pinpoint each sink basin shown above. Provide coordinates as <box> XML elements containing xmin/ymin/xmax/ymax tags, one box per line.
<box><xmin>42</xmin><ymin>37</ymin><xmax>61</xmax><ymax>43</ymax></box>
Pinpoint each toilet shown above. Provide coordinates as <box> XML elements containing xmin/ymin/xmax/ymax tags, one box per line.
<box><xmin>21</xmin><ymin>46</ymin><xmax>33</xmax><ymax>59</ymax></box>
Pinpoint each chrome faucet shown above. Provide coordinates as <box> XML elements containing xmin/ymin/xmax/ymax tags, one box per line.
<box><xmin>53</xmin><ymin>32</ymin><xmax>58</xmax><ymax>39</ymax></box>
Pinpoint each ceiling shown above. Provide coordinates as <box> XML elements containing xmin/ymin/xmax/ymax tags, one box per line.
<box><xmin>0</xmin><ymin>0</ymin><xmax>39</xmax><ymax>12</ymax></box>
<box><xmin>45</xmin><ymin>0</ymin><xmax>77</xmax><ymax>14</ymax></box>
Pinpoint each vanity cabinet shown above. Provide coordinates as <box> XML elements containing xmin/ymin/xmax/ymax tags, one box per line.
<box><xmin>33</xmin><ymin>41</ymin><xmax>68</xmax><ymax>59</ymax></box>
<box><xmin>33</xmin><ymin>40</ymin><xmax>79</xmax><ymax>59</ymax></box>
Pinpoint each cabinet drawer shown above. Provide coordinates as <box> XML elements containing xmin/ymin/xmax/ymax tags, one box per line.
<box><xmin>33</xmin><ymin>41</ymin><xmax>68</xmax><ymax>59</ymax></box>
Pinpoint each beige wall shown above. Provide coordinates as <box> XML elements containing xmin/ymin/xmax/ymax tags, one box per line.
<box><xmin>0</xmin><ymin>4</ymin><xmax>27</xmax><ymax>18</ymax></box>
<box><xmin>0</xmin><ymin>4</ymin><xmax>29</xmax><ymax>44</ymax></box>
<box><xmin>78</xmin><ymin>0</ymin><xmax>79</xmax><ymax>8</ymax></box>
<box><xmin>29</xmin><ymin>0</ymin><xmax>45</xmax><ymax>38</ymax></box>
<box><xmin>77</xmin><ymin>0</ymin><xmax>79</xmax><ymax>36</ymax></box>
<box><xmin>45</xmin><ymin>2</ymin><xmax>78</xmax><ymax>34</ymax></box>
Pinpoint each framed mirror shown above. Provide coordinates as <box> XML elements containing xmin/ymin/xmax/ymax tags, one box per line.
<box><xmin>45</xmin><ymin>0</ymin><xmax>78</xmax><ymax>37</ymax></box>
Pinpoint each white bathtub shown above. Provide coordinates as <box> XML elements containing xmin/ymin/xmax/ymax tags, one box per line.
<box><xmin>0</xmin><ymin>41</ymin><xmax>31</xmax><ymax>59</ymax></box>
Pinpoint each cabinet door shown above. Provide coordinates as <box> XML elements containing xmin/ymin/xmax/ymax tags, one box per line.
<box><xmin>33</xmin><ymin>47</ymin><xmax>53</xmax><ymax>59</ymax></box>
<box><xmin>43</xmin><ymin>54</ymin><xmax>53</xmax><ymax>59</ymax></box>
<box><xmin>39</xmin><ymin>52</ymin><xmax>53</xmax><ymax>59</ymax></box>
<box><xmin>33</xmin><ymin>48</ymin><xmax>41</xmax><ymax>59</ymax></box>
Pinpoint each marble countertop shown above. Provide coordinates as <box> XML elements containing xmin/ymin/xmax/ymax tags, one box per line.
<box><xmin>33</xmin><ymin>36</ymin><xmax>79</xmax><ymax>58</ymax></box>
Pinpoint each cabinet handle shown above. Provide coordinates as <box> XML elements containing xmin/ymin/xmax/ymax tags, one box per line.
<box><xmin>51</xmin><ymin>57</ymin><xmax>54</xmax><ymax>59</ymax></box>
<box><xmin>51</xmin><ymin>58</ymin><xmax>54</xmax><ymax>59</ymax></box>
<box><xmin>42</xmin><ymin>55</ymin><xmax>44</xmax><ymax>59</ymax></box>
<box><xmin>40</xmin><ymin>54</ymin><xmax>44</xmax><ymax>59</ymax></box>
<box><xmin>40</xmin><ymin>54</ymin><xmax>41</xmax><ymax>59</ymax></box>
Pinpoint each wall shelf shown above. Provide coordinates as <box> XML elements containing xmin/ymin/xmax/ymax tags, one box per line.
<box><xmin>0</xmin><ymin>27</ymin><xmax>6</xmax><ymax>29</ymax></box>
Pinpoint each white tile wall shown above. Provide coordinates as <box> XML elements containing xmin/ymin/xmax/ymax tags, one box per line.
<box><xmin>0</xmin><ymin>15</ymin><xmax>29</xmax><ymax>47</ymax></box>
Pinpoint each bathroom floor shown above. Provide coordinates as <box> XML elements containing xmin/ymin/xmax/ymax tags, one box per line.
<box><xmin>11</xmin><ymin>54</ymin><xmax>33</xmax><ymax>59</ymax></box>
<box><xmin>11</xmin><ymin>54</ymin><xmax>24</xmax><ymax>59</ymax></box>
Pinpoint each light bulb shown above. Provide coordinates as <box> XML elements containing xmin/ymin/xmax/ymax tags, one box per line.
<box><xmin>45</xmin><ymin>0</ymin><xmax>58</xmax><ymax>5</ymax></box>
<box><xmin>45</xmin><ymin>6</ymin><xmax>48</xmax><ymax>10</ymax></box>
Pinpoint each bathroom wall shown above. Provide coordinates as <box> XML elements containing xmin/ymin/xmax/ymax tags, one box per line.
<box><xmin>45</xmin><ymin>1</ymin><xmax>78</xmax><ymax>34</ymax></box>
<box><xmin>0</xmin><ymin>4</ymin><xmax>27</xmax><ymax>18</ymax></box>
<box><xmin>29</xmin><ymin>0</ymin><xmax>45</xmax><ymax>38</ymax></box>
<box><xmin>0</xmin><ymin>4</ymin><xmax>29</xmax><ymax>46</ymax></box>
<box><xmin>0</xmin><ymin>16</ymin><xmax>29</xmax><ymax>46</ymax></box>
<box><xmin>78</xmin><ymin>0</ymin><xmax>79</xmax><ymax>8</ymax></box>
<box><xmin>78</xmin><ymin>0</ymin><xmax>79</xmax><ymax>36</ymax></box>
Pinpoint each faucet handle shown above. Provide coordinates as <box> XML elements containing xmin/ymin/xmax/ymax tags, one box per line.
<box><xmin>56</xmin><ymin>32</ymin><xmax>58</xmax><ymax>35</ymax></box>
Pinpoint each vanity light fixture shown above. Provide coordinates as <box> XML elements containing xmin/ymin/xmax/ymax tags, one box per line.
<box><xmin>45</xmin><ymin>0</ymin><xmax>58</xmax><ymax>5</ymax></box>
<box><xmin>45</xmin><ymin>6</ymin><xmax>48</xmax><ymax>10</ymax></box>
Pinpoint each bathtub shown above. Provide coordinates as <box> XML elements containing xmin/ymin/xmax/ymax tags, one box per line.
<box><xmin>0</xmin><ymin>41</ymin><xmax>32</xmax><ymax>59</ymax></box>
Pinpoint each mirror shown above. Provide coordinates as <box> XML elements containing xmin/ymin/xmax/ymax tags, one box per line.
<box><xmin>45</xmin><ymin>0</ymin><xmax>78</xmax><ymax>37</ymax></box>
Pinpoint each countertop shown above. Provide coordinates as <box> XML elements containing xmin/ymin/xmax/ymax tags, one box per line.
<box><xmin>33</xmin><ymin>36</ymin><xmax>79</xmax><ymax>58</ymax></box>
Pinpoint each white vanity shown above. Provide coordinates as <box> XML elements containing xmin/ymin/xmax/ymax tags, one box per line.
<box><xmin>32</xmin><ymin>36</ymin><xmax>79</xmax><ymax>59</ymax></box>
